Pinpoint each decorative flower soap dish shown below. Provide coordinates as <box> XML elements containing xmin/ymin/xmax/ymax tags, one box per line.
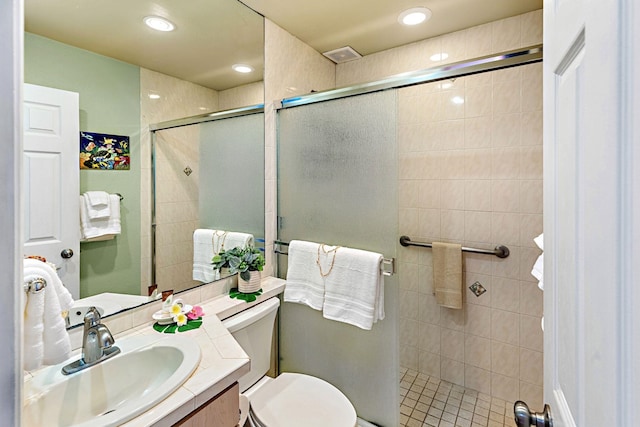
<box><xmin>153</xmin><ymin>305</ymin><xmax>193</xmax><ymax>325</ymax></box>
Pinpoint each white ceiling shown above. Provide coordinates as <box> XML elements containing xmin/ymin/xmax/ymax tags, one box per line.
<box><xmin>24</xmin><ymin>0</ymin><xmax>542</xmax><ymax>91</ymax></box>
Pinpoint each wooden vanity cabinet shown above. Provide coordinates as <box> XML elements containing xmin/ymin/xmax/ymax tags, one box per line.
<box><xmin>173</xmin><ymin>382</ymin><xmax>240</xmax><ymax>427</ymax></box>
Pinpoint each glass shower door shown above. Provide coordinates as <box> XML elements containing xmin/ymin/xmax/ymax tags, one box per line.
<box><xmin>277</xmin><ymin>90</ymin><xmax>398</xmax><ymax>427</ymax></box>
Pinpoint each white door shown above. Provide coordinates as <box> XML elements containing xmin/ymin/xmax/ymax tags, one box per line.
<box><xmin>23</xmin><ymin>84</ymin><xmax>80</xmax><ymax>299</ymax></box>
<box><xmin>540</xmin><ymin>1</ymin><xmax>639</xmax><ymax>427</ymax></box>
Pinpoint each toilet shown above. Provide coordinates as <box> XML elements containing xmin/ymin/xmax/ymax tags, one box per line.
<box><xmin>222</xmin><ymin>297</ymin><xmax>357</xmax><ymax>427</ymax></box>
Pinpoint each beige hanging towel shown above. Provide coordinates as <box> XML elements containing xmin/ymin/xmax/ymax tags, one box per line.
<box><xmin>432</xmin><ymin>242</ymin><xmax>463</xmax><ymax>309</ymax></box>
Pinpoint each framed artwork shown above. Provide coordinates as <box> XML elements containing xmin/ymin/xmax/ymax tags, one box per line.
<box><xmin>80</xmin><ymin>131</ymin><xmax>130</xmax><ymax>170</ymax></box>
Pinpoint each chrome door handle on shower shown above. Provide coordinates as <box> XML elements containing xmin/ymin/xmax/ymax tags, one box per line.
<box><xmin>514</xmin><ymin>401</ymin><xmax>553</xmax><ymax>427</ymax></box>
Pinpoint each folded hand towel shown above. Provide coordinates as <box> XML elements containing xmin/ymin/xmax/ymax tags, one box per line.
<box><xmin>23</xmin><ymin>259</ymin><xmax>74</xmax><ymax>371</ymax></box>
<box><xmin>192</xmin><ymin>229</ymin><xmax>254</xmax><ymax>283</ymax></box>
<box><xmin>531</xmin><ymin>233</ymin><xmax>544</xmax><ymax>291</ymax></box>
<box><xmin>322</xmin><ymin>246</ymin><xmax>384</xmax><ymax>330</ymax></box>
<box><xmin>283</xmin><ymin>240</ymin><xmax>325</xmax><ymax>311</ymax></box>
<box><xmin>432</xmin><ymin>242</ymin><xmax>463</xmax><ymax>309</ymax></box>
<box><xmin>80</xmin><ymin>194</ymin><xmax>121</xmax><ymax>240</ymax></box>
<box><xmin>83</xmin><ymin>191</ymin><xmax>111</xmax><ymax>219</ymax></box>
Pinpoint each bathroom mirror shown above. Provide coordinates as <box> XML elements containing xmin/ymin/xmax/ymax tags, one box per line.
<box><xmin>23</xmin><ymin>0</ymin><xmax>265</xmax><ymax>326</ymax></box>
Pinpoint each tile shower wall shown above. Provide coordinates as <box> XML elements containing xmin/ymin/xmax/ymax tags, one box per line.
<box><xmin>396</xmin><ymin>64</ymin><xmax>543</xmax><ymax>408</ymax></box>
<box><xmin>335</xmin><ymin>10</ymin><xmax>544</xmax><ymax>407</ymax></box>
<box><xmin>140</xmin><ymin>68</ymin><xmax>218</xmax><ymax>294</ymax></box>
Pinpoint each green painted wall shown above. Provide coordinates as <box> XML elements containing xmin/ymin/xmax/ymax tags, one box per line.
<box><xmin>24</xmin><ymin>33</ymin><xmax>141</xmax><ymax>298</ymax></box>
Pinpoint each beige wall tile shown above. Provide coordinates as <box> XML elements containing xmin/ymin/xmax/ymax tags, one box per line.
<box><xmin>491</xmin><ymin>373</ymin><xmax>519</xmax><ymax>402</ymax></box>
<box><xmin>419</xmin><ymin>180</ymin><xmax>441</xmax><ymax>208</ymax></box>
<box><xmin>465</xmin><ymin>335</ymin><xmax>492</xmax><ymax>370</ymax></box>
<box><xmin>519</xmin><ymin>281</ymin><xmax>543</xmax><ymax>317</ymax></box>
<box><xmin>491</xmin><ymin>341</ymin><xmax>519</xmax><ymax>378</ymax></box>
<box><xmin>442</xmin><ymin>357</ymin><xmax>465</xmax><ymax>386</ymax></box>
<box><xmin>491</xmin><ymin>15</ymin><xmax>522</xmax><ymax>52</ymax></box>
<box><xmin>420</xmin><ymin>322</ymin><xmax>441</xmax><ymax>353</ymax></box>
<box><xmin>465</xmin><ymin>304</ymin><xmax>492</xmax><ymax>338</ymax></box>
<box><xmin>465</xmin><ymin>117</ymin><xmax>492</xmax><ymax>149</ymax></box>
<box><xmin>492</xmin><ymin>212</ymin><xmax>521</xmax><ymax>246</ymax></box>
<box><xmin>441</xmin><ymin>180</ymin><xmax>466</xmax><ymax>209</ymax></box>
<box><xmin>492</xmin><ymin>113</ymin><xmax>521</xmax><ymax>148</ymax></box>
<box><xmin>465</xmin><ymin>85</ymin><xmax>492</xmax><ymax>118</ymax></box>
<box><xmin>401</xmin><ymin>345</ymin><xmax>419</xmax><ymax>371</ymax></box>
<box><xmin>400</xmin><ymin>180</ymin><xmax>421</xmax><ymax>208</ymax></box>
<box><xmin>401</xmin><ymin>290</ymin><xmax>421</xmax><ymax>320</ymax></box>
<box><xmin>441</xmin><ymin>329</ymin><xmax>466</xmax><ymax>362</ymax></box>
<box><xmin>420</xmin><ymin>351</ymin><xmax>441</xmax><ymax>378</ymax></box>
<box><xmin>465</xmin><ymin>148</ymin><xmax>493</xmax><ymax>180</ymax></box>
<box><xmin>491</xmin><ymin>147</ymin><xmax>521</xmax><ymax>179</ymax></box>
<box><xmin>521</xmin><ymin>110</ymin><xmax>543</xmax><ymax>146</ymax></box>
<box><xmin>465</xmin><ymin>366</ymin><xmax>492</xmax><ymax>395</ymax></box>
<box><xmin>493</xmin><ymin>246</ymin><xmax>520</xmax><ymax>280</ymax></box>
<box><xmin>491</xmin><ymin>180</ymin><xmax>520</xmax><ymax>213</ymax></box>
<box><xmin>419</xmin><ymin>293</ymin><xmax>441</xmax><ymax>325</ymax></box>
<box><xmin>401</xmin><ymin>317</ymin><xmax>420</xmax><ymax>348</ymax></box>
<box><xmin>519</xmin><ymin>381</ymin><xmax>543</xmax><ymax>409</ymax></box>
<box><xmin>465</xmin><ymin>180</ymin><xmax>492</xmax><ymax>211</ymax></box>
<box><xmin>521</xmin><ymin>10</ymin><xmax>543</xmax><ymax>46</ymax></box>
<box><xmin>400</xmin><ymin>262</ymin><xmax>421</xmax><ymax>292</ymax></box>
<box><xmin>441</xmin><ymin>210</ymin><xmax>465</xmax><ymax>241</ymax></box>
<box><xmin>465</xmin><ymin>273</ymin><xmax>492</xmax><ymax>307</ymax></box>
<box><xmin>491</xmin><ymin>277</ymin><xmax>520</xmax><ymax>313</ymax></box>
<box><xmin>520</xmin><ymin>314</ymin><xmax>543</xmax><ymax>351</ymax></box>
<box><xmin>491</xmin><ymin>309</ymin><xmax>520</xmax><ymax>345</ymax></box>
<box><xmin>465</xmin><ymin>22</ymin><xmax>493</xmax><ymax>58</ymax></box>
<box><xmin>441</xmin><ymin>307</ymin><xmax>465</xmax><ymax>331</ymax></box>
<box><xmin>520</xmin><ymin>180</ymin><xmax>543</xmax><ymax>214</ymax></box>
<box><xmin>520</xmin><ymin>214</ymin><xmax>543</xmax><ymax>247</ymax></box>
<box><xmin>520</xmin><ymin>146</ymin><xmax>543</xmax><ymax>179</ymax></box>
<box><xmin>419</xmin><ymin>208</ymin><xmax>442</xmax><ymax>238</ymax></box>
<box><xmin>519</xmin><ymin>348</ymin><xmax>543</xmax><ymax>385</ymax></box>
<box><xmin>465</xmin><ymin>211</ymin><xmax>492</xmax><ymax>243</ymax></box>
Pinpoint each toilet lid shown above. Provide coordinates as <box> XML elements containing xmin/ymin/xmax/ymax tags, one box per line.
<box><xmin>250</xmin><ymin>373</ymin><xmax>357</xmax><ymax>427</ymax></box>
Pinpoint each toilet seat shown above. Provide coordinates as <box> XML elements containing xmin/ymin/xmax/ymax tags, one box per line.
<box><xmin>248</xmin><ymin>373</ymin><xmax>357</xmax><ymax>427</ymax></box>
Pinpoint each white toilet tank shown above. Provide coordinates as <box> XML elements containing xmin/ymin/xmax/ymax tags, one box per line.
<box><xmin>222</xmin><ymin>297</ymin><xmax>280</xmax><ymax>392</ymax></box>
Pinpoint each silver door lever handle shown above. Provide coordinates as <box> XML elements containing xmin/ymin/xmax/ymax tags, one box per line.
<box><xmin>514</xmin><ymin>401</ymin><xmax>553</xmax><ymax>427</ymax></box>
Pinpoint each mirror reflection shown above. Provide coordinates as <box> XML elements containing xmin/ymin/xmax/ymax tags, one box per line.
<box><xmin>23</xmin><ymin>0</ymin><xmax>265</xmax><ymax>327</ymax></box>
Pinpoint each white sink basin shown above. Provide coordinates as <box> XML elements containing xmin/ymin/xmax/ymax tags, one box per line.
<box><xmin>23</xmin><ymin>334</ymin><xmax>201</xmax><ymax>427</ymax></box>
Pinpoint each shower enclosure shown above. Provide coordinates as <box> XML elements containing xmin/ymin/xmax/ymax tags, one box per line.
<box><xmin>274</xmin><ymin>46</ymin><xmax>543</xmax><ymax>427</ymax></box>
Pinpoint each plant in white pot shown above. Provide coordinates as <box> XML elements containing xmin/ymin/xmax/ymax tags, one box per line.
<box><xmin>212</xmin><ymin>246</ymin><xmax>265</xmax><ymax>293</ymax></box>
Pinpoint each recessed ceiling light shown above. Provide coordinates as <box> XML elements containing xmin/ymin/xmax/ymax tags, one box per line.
<box><xmin>232</xmin><ymin>64</ymin><xmax>253</xmax><ymax>73</ymax></box>
<box><xmin>398</xmin><ymin>7</ymin><xmax>432</xmax><ymax>26</ymax></box>
<box><xmin>144</xmin><ymin>16</ymin><xmax>175</xmax><ymax>32</ymax></box>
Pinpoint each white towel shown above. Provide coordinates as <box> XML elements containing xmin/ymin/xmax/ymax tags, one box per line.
<box><xmin>23</xmin><ymin>259</ymin><xmax>74</xmax><ymax>371</ymax></box>
<box><xmin>80</xmin><ymin>194</ymin><xmax>121</xmax><ymax>240</ymax></box>
<box><xmin>283</xmin><ymin>240</ymin><xmax>325</xmax><ymax>311</ymax></box>
<box><xmin>531</xmin><ymin>233</ymin><xmax>544</xmax><ymax>291</ymax></box>
<box><xmin>192</xmin><ymin>229</ymin><xmax>254</xmax><ymax>283</ymax></box>
<box><xmin>322</xmin><ymin>246</ymin><xmax>384</xmax><ymax>330</ymax></box>
<box><xmin>83</xmin><ymin>191</ymin><xmax>111</xmax><ymax>219</ymax></box>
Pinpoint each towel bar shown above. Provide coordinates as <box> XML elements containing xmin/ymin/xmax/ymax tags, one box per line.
<box><xmin>399</xmin><ymin>235</ymin><xmax>510</xmax><ymax>258</ymax></box>
<box><xmin>24</xmin><ymin>277</ymin><xmax>47</xmax><ymax>294</ymax></box>
<box><xmin>274</xmin><ymin>240</ymin><xmax>396</xmax><ymax>276</ymax></box>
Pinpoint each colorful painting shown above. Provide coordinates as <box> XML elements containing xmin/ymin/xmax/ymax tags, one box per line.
<box><xmin>80</xmin><ymin>131</ymin><xmax>130</xmax><ymax>170</ymax></box>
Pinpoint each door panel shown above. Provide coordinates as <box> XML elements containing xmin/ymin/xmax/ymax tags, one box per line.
<box><xmin>23</xmin><ymin>84</ymin><xmax>80</xmax><ymax>298</ymax></box>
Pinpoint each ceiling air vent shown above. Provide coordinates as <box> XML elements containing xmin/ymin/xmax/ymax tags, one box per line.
<box><xmin>322</xmin><ymin>46</ymin><xmax>362</xmax><ymax>64</ymax></box>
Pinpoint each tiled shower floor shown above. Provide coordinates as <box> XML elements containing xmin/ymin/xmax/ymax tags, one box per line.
<box><xmin>400</xmin><ymin>368</ymin><xmax>517</xmax><ymax>427</ymax></box>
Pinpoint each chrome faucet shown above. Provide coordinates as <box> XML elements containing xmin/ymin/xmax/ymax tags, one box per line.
<box><xmin>62</xmin><ymin>306</ymin><xmax>121</xmax><ymax>375</ymax></box>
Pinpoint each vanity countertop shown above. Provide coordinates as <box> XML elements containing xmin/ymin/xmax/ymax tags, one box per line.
<box><xmin>122</xmin><ymin>276</ymin><xmax>286</xmax><ymax>426</ymax></box>
<box><xmin>25</xmin><ymin>276</ymin><xmax>286</xmax><ymax>427</ymax></box>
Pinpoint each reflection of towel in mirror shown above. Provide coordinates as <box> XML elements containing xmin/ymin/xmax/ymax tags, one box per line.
<box><xmin>79</xmin><ymin>194</ymin><xmax>121</xmax><ymax>240</ymax></box>
<box><xmin>83</xmin><ymin>191</ymin><xmax>111</xmax><ymax>219</ymax></box>
<box><xmin>192</xmin><ymin>229</ymin><xmax>254</xmax><ymax>283</ymax></box>
<box><xmin>322</xmin><ymin>247</ymin><xmax>384</xmax><ymax>330</ymax></box>
<box><xmin>23</xmin><ymin>259</ymin><xmax>74</xmax><ymax>371</ymax></box>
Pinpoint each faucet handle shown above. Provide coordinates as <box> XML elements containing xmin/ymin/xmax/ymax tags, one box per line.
<box><xmin>84</xmin><ymin>306</ymin><xmax>101</xmax><ymax>328</ymax></box>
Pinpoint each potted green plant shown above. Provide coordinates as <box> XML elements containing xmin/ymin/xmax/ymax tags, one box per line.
<box><xmin>212</xmin><ymin>246</ymin><xmax>265</xmax><ymax>293</ymax></box>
